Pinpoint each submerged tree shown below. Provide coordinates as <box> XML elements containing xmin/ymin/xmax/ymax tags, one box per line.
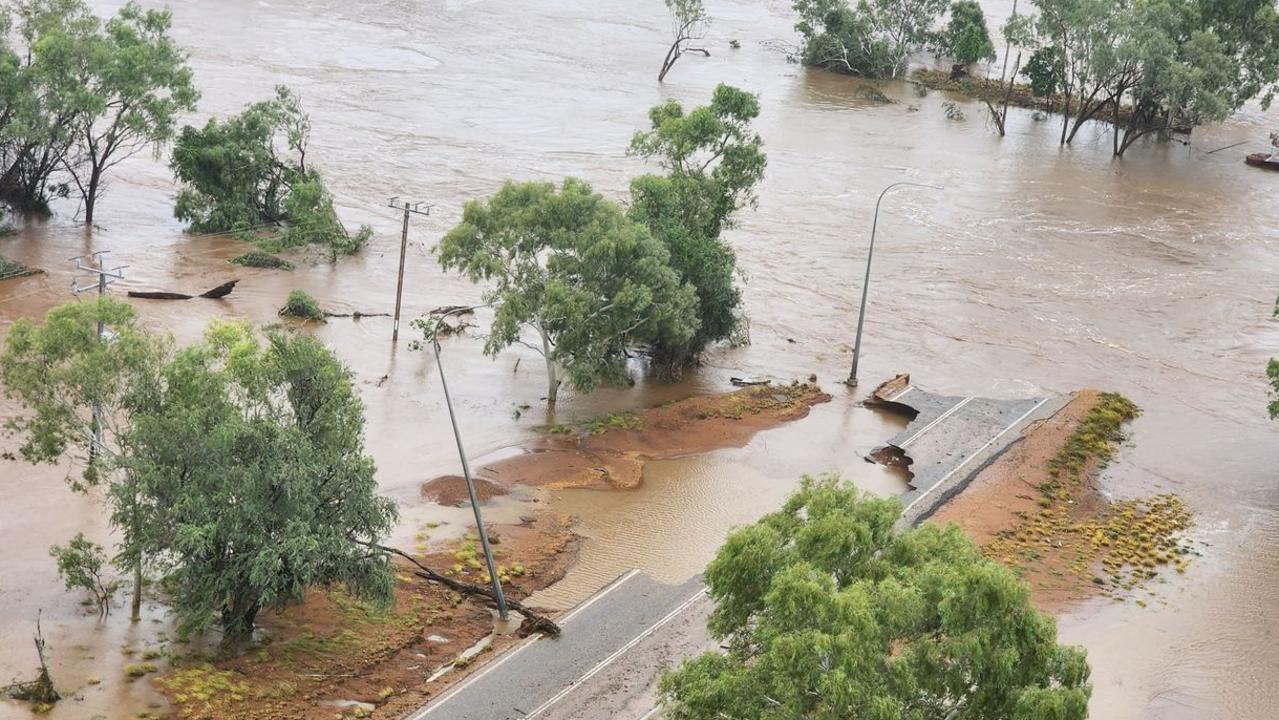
<box><xmin>0</xmin><ymin>0</ymin><xmax>100</xmax><ymax>213</ymax></box>
<box><xmin>1</xmin><ymin>298</ymin><xmax>169</xmax><ymax>622</ymax></box>
<box><xmin>1027</xmin><ymin>0</ymin><xmax>1279</xmax><ymax>155</ymax></box>
<box><xmin>793</xmin><ymin>0</ymin><xmax>949</xmax><ymax>78</ymax></box>
<box><xmin>50</xmin><ymin>533</ymin><xmax>116</xmax><ymax>617</ymax></box>
<box><xmin>63</xmin><ymin>2</ymin><xmax>198</xmax><ymax>225</ymax></box>
<box><xmin>660</xmin><ymin>475</ymin><xmax>1092</xmax><ymax>720</ymax></box>
<box><xmin>628</xmin><ymin>84</ymin><xmax>765</xmax><ymax>372</ymax></box>
<box><xmin>658</xmin><ymin>0</ymin><xmax>711</xmax><ymax>82</ymax></box>
<box><xmin>435</xmin><ymin>178</ymin><xmax>699</xmax><ymax>404</ymax></box>
<box><xmin>942</xmin><ymin>0</ymin><xmax>996</xmax><ymax>74</ymax></box>
<box><xmin>131</xmin><ymin>322</ymin><xmax>397</xmax><ymax>641</ymax></box>
<box><xmin>170</xmin><ymin>86</ymin><xmax>371</xmax><ymax>259</ymax></box>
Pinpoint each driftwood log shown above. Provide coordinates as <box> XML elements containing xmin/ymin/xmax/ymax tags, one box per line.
<box><xmin>372</xmin><ymin>543</ymin><xmax>561</xmax><ymax>637</ymax></box>
<box><xmin>128</xmin><ymin>279</ymin><xmax>239</xmax><ymax>301</ymax></box>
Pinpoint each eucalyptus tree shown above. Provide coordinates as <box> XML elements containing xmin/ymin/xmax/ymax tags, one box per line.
<box><xmin>658</xmin><ymin>0</ymin><xmax>711</xmax><ymax>82</ymax></box>
<box><xmin>171</xmin><ymin>86</ymin><xmax>371</xmax><ymax>259</ymax></box>
<box><xmin>793</xmin><ymin>0</ymin><xmax>949</xmax><ymax>78</ymax></box>
<box><xmin>130</xmin><ymin>322</ymin><xmax>398</xmax><ymax>641</ymax></box>
<box><xmin>63</xmin><ymin>2</ymin><xmax>198</xmax><ymax>224</ymax></box>
<box><xmin>435</xmin><ymin>178</ymin><xmax>699</xmax><ymax>404</ymax></box>
<box><xmin>660</xmin><ymin>475</ymin><xmax>1092</xmax><ymax>720</ymax></box>
<box><xmin>1</xmin><ymin>297</ymin><xmax>170</xmax><ymax>621</ymax></box>
<box><xmin>628</xmin><ymin>84</ymin><xmax>766</xmax><ymax>372</ymax></box>
<box><xmin>941</xmin><ymin>0</ymin><xmax>996</xmax><ymax>73</ymax></box>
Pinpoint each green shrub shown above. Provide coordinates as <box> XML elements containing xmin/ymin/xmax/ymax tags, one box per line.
<box><xmin>230</xmin><ymin>251</ymin><xmax>293</xmax><ymax>270</ymax></box>
<box><xmin>279</xmin><ymin>290</ymin><xmax>325</xmax><ymax>322</ymax></box>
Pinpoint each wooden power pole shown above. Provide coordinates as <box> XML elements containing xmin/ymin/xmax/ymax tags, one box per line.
<box><xmin>387</xmin><ymin>197</ymin><xmax>429</xmax><ymax>342</ymax></box>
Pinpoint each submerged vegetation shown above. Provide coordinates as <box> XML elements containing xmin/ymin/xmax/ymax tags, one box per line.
<box><xmin>171</xmin><ymin>86</ymin><xmax>371</xmax><ymax>261</ymax></box>
<box><xmin>278</xmin><ymin>290</ymin><xmax>325</xmax><ymax>321</ymax></box>
<box><xmin>982</xmin><ymin>393</ymin><xmax>1196</xmax><ymax>602</ymax></box>
<box><xmin>230</xmin><ymin>251</ymin><xmax>293</xmax><ymax>270</ymax></box>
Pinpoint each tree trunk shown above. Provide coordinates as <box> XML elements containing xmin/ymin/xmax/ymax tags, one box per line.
<box><xmin>128</xmin><ymin>478</ymin><xmax>143</xmax><ymax>622</ymax></box>
<box><xmin>84</xmin><ymin>166</ymin><xmax>101</xmax><ymax>225</ymax></box>
<box><xmin>222</xmin><ymin>595</ymin><xmax>260</xmax><ymax>644</ymax></box>
<box><xmin>540</xmin><ymin>326</ymin><xmax>559</xmax><ymax>405</ymax></box>
<box><xmin>1059</xmin><ymin>89</ymin><xmax>1071</xmax><ymax>145</ymax></box>
<box><xmin>658</xmin><ymin>41</ymin><xmax>680</xmax><ymax>82</ymax></box>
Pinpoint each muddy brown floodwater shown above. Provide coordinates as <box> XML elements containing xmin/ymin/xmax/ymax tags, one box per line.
<box><xmin>2</xmin><ymin>1</ymin><xmax>1278</xmax><ymax>719</ymax></box>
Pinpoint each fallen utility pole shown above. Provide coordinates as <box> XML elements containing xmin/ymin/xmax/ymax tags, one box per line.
<box><xmin>70</xmin><ymin>251</ymin><xmax>125</xmax><ymax>463</ymax></box>
<box><xmin>387</xmin><ymin>197</ymin><xmax>430</xmax><ymax>342</ymax></box>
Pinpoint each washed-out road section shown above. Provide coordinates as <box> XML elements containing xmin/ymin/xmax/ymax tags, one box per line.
<box><xmin>407</xmin><ymin>382</ymin><xmax>1065</xmax><ymax>720</ymax></box>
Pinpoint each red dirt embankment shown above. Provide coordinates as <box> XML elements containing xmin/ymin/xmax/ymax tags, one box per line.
<box><xmin>930</xmin><ymin>390</ymin><xmax>1194</xmax><ymax>612</ymax></box>
<box><xmin>444</xmin><ymin>381</ymin><xmax>831</xmax><ymax>493</ymax></box>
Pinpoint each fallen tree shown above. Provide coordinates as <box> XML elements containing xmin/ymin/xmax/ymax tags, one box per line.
<box><xmin>372</xmin><ymin>543</ymin><xmax>561</xmax><ymax>637</ymax></box>
<box><xmin>127</xmin><ymin>279</ymin><xmax>238</xmax><ymax>300</ymax></box>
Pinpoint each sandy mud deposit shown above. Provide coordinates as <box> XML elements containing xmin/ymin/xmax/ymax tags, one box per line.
<box><xmin>930</xmin><ymin>390</ymin><xmax>1196</xmax><ymax>611</ymax></box>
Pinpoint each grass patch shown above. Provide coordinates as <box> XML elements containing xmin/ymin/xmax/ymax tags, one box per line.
<box><xmin>538</xmin><ymin>410</ymin><xmax>643</xmax><ymax>436</ymax></box>
<box><xmin>230</xmin><ymin>251</ymin><xmax>293</xmax><ymax>270</ymax></box>
<box><xmin>1043</xmin><ymin>392</ymin><xmax>1140</xmax><ymax>494</ymax></box>
<box><xmin>278</xmin><ymin>289</ymin><xmax>325</xmax><ymax>322</ymax></box>
<box><xmin>984</xmin><ymin>392</ymin><xmax>1195</xmax><ymax>602</ymax></box>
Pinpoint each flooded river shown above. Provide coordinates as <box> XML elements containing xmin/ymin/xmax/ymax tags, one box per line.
<box><xmin>2</xmin><ymin>1</ymin><xmax>1278</xmax><ymax>718</ymax></box>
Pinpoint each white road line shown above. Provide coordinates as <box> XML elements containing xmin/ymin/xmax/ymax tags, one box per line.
<box><xmin>636</xmin><ymin>706</ymin><xmax>661</xmax><ymax>720</ymax></box>
<box><xmin>902</xmin><ymin>397</ymin><xmax>1052</xmax><ymax>518</ymax></box>
<box><xmin>887</xmin><ymin>385</ymin><xmax>914</xmax><ymax>402</ymax></box>
<box><xmin>409</xmin><ymin>569</ymin><xmax>644</xmax><ymax>719</ymax></box>
<box><xmin>523</xmin><ymin>588</ymin><xmax>709</xmax><ymax>719</ymax></box>
<box><xmin>898</xmin><ymin>396</ymin><xmax>974</xmax><ymax>448</ymax></box>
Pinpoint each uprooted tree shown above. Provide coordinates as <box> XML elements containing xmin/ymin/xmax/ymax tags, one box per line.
<box><xmin>170</xmin><ymin>85</ymin><xmax>371</xmax><ymax>260</ymax></box>
<box><xmin>658</xmin><ymin>0</ymin><xmax>711</xmax><ymax>82</ymax></box>
<box><xmin>659</xmin><ymin>475</ymin><xmax>1092</xmax><ymax>720</ymax></box>
<box><xmin>130</xmin><ymin>321</ymin><xmax>398</xmax><ymax>642</ymax></box>
<box><xmin>628</xmin><ymin>84</ymin><xmax>766</xmax><ymax>373</ymax></box>
<box><xmin>434</xmin><ymin>178</ymin><xmax>699</xmax><ymax>404</ymax></box>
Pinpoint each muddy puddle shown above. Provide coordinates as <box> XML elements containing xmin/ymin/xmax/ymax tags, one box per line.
<box><xmin>3</xmin><ymin>0</ymin><xmax>1279</xmax><ymax>718</ymax></box>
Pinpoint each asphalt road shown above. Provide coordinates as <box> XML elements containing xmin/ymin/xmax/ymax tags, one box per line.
<box><xmin>881</xmin><ymin>385</ymin><xmax>1067</xmax><ymax>526</ymax></box>
<box><xmin>409</xmin><ymin>571</ymin><xmax>708</xmax><ymax>720</ymax></box>
<box><xmin>406</xmin><ymin>384</ymin><xmax>1069</xmax><ymax>720</ymax></box>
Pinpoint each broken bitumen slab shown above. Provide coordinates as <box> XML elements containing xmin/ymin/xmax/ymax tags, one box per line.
<box><xmin>867</xmin><ymin>375</ymin><xmax>1070</xmax><ymax>527</ymax></box>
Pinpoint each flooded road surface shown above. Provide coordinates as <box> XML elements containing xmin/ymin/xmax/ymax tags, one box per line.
<box><xmin>2</xmin><ymin>1</ymin><xmax>1279</xmax><ymax>718</ymax></box>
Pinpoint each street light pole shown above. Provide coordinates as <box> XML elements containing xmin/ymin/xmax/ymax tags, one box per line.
<box><xmin>431</xmin><ymin>304</ymin><xmax>509</xmax><ymax>621</ymax></box>
<box><xmin>846</xmin><ymin>181</ymin><xmax>943</xmax><ymax>387</ymax></box>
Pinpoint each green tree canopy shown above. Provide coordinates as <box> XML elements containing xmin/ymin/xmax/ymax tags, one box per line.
<box><xmin>130</xmin><ymin>322</ymin><xmax>397</xmax><ymax>640</ymax></box>
<box><xmin>793</xmin><ymin>0</ymin><xmax>950</xmax><ymax>78</ymax></box>
<box><xmin>1</xmin><ymin>296</ymin><xmax>171</xmax><ymax>619</ymax></box>
<box><xmin>1029</xmin><ymin>0</ymin><xmax>1279</xmax><ymax>154</ymax></box>
<box><xmin>0</xmin><ymin>0</ymin><xmax>100</xmax><ymax>213</ymax></box>
<box><xmin>435</xmin><ymin>178</ymin><xmax>699</xmax><ymax>404</ymax></box>
<box><xmin>170</xmin><ymin>86</ymin><xmax>371</xmax><ymax>260</ymax></box>
<box><xmin>944</xmin><ymin>0</ymin><xmax>997</xmax><ymax>68</ymax></box>
<box><xmin>628</xmin><ymin>84</ymin><xmax>765</xmax><ymax>371</ymax></box>
<box><xmin>660</xmin><ymin>475</ymin><xmax>1092</xmax><ymax>720</ymax></box>
<box><xmin>63</xmin><ymin>2</ymin><xmax>198</xmax><ymax>225</ymax></box>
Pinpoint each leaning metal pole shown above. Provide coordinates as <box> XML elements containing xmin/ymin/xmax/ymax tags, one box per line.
<box><xmin>847</xmin><ymin>182</ymin><xmax>943</xmax><ymax>387</ymax></box>
<box><xmin>432</xmin><ymin>305</ymin><xmax>508</xmax><ymax>620</ymax></box>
